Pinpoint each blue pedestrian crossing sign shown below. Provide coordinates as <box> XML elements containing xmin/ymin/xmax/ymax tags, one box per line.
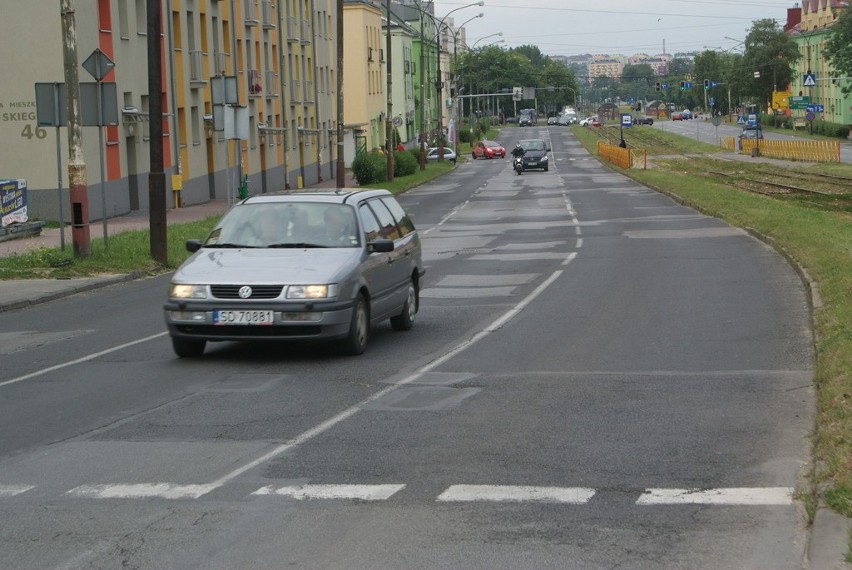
<box><xmin>803</xmin><ymin>73</ymin><xmax>817</xmax><ymax>87</ymax></box>
<box><xmin>736</xmin><ymin>115</ymin><xmax>747</xmax><ymax>125</ymax></box>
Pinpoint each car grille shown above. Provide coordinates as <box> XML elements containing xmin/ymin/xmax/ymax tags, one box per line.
<box><xmin>174</xmin><ymin>324</ymin><xmax>321</xmax><ymax>337</ymax></box>
<box><xmin>210</xmin><ymin>285</ymin><xmax>284</xmax><ymax>299</ymax></box>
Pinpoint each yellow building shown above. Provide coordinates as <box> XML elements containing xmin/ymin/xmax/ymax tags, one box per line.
<box><xmin>0</xmin><ymin>0</ymin><xmax>341</xmax><ymax>221</ymax></box>
<box><xmin>343</xmin><ymin>0</ymin><xmax>387</xmax><ymax>158</ymax></box>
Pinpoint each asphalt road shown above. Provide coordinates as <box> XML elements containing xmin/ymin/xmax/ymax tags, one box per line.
<box><xmin>0</xmin><ymin>127</ymin><xmax>816</xmax><ymax>569</ymax></box>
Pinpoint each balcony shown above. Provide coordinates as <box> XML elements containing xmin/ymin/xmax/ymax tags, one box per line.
<box><xmin>213</xmin><ymin>51</ymin><xmax>229</xmax><ymax>76</ymax></box>
<box><xmin>265</xmin><ymin>70</ymin><xmax>278</xmax><ymax>97</ymax></box>
<box><xmin>289</xmin><ymin>80</ymin><xmax>302</xmax><ymax>103</ymax></box>
<box><xmin>243</xmin><ymin>0</ymin><xmax>259</xmax><ymax>25</ymax></box>
<box><xmin>261</xmin><ymin>0</ymin><xmax>276</xmax><ymax>30</ymax></box>
<box><xmin>189</xmin><ymin>50</ymin><xmax>205</xmax><ymax>84</ymax></box>
<box><xmin>286</xmin><ymin>17</ymin><xmax>298</xmax><ymax>41</ymax></box>
<box><xmin>249</xmin><ymin>69</ymin><xmax>262</xmax><ymax>96</ymax></box>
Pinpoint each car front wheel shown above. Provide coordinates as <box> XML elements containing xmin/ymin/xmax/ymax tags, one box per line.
<box><xmin>340</xmin><ymin>294</ymin><xmax>369</xmax><ymax>355</ymax></box>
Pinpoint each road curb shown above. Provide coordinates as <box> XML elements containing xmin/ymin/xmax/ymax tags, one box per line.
<box><xmin>0</xmin><ymin>272</ymin><xmax>143</xmax><ymax>314</ymax></box>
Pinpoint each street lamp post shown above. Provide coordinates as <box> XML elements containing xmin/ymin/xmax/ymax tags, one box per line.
<box><xmin>451</xmin><ymin>13</ymin><xmax>484</xmax><ymax>154</ymax></box>
<box><xmin>434</xmin><ymin>1</ymin><xmax>484</xmax><ymax>162</ymax></box>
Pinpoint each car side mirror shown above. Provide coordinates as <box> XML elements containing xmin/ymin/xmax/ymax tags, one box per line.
<box><xmin>186</xmin><ymin>240</ymin><xmax>203</xmax><ymax>253</ymax></box>
<box><xmin>368</xmin><ymin>239</ymin><xmax>394</xmax><ymax>253</ymax></box>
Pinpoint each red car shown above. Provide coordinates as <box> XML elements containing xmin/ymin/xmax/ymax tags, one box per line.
<box><xmin>471</xmin><ymin>140</ymin><xmax>506</xmax><ymax>159</ymax></box>
<box><xmin>671</xmin><ymin>112</ymin><xmax>683</xmax><ymax>121</ymax></box>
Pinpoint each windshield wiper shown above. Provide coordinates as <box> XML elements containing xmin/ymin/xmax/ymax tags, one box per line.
<box><xmin>267</xmin><ymin>242</ymin><xmax>329</xmax><ymax>248</ymax></box>
<box><xmin>204</xmin><ymin>243</ymin><xmax>258</xmax><ymax>248</ymax></box>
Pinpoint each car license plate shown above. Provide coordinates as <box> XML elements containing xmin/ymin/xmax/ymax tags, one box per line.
<box><xmin>528</xmin><ymin>161</ymin><xmax>537</xmax><ymax>165</ymax></box>
<box><xmin>213</xmin><ymin>310</ymin><xmax>275</xmax><ymax>325</ymax></box>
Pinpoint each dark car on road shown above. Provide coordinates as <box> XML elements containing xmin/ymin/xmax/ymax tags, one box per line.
<box><xmin>635</xmin><ymin>116</ymin><xmax>654</xmax><ymax>125</ymax></box>
<box><xmin>164</xmin><ymin>189</ymin><xmax>425</xmax><ymax>358</ymax></box>
<box><xmin>518</xmin><ymin>139</ymin><xmax>550</xmax><ymax>171</ymax></box>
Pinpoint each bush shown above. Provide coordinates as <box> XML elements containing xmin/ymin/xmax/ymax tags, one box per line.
<box><xmin>812</xmin><ymin>119</ymin><xmax>850</xmax><ymax>138</ymax></box>
<box><xmin>351</xmin><ymin>152</ymin><xmax>387</xmax><ymax>185</ymax></box>
<box><xmin>393</xmin><ymin>149</ymin><xmax>417</xmax><ymax>177</ymax></box>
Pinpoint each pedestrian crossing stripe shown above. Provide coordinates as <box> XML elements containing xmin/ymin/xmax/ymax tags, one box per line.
<box><xmin>4</xmin><ymin>483</ymin><xmax>795</xmax><ymax>505</ymax></box>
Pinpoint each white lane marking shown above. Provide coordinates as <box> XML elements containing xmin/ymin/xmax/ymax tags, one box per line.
<box><xmin>0</xmin><ymin>484</ymin><xmax>34</xmax><ymax>497</ymax></box>
<box><xmin>562</xmin><ymin>252</ymin><xmax>578</xmax><ymax>266</ymax></box>
<box><xmin>636</xmin><ymin>487</ymin><xmax>794</xmax><ymax>505</ymax></box>
<box><xmin>0</xmin><ymin>332</ymin><xmax>168</xmax><ymax>389</ymax></box>
<box><xmin>252</xmin><ymin>484</ymin><xmax>405</xmax><ymax>501</ymax></box>
<box><xmin>188</xmin><ymin>268</ymin><xmax>570</xmax><ymax>497</ymax></box>
<box><xmin>437</xmin><ymin>485</ymin><xmax>595</xmax><ymax>504</ymax></box>
<box><xmin>67</xmin><ymin>483</ymin><xmax>218</xmax><ymax>500</ymax></box>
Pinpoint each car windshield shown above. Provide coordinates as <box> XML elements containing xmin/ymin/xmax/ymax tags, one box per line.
<box><xmin>203</xmin><ymin>202</ymin><xmax>360</xmax><ymax>248</ymax></box>
<box><xmin>484</xmin><ymin>141</ymin><xmax>499</xmax><ymax>147</ymax></box>
<box><xmin>520</xmin><ymin>140</ymin><xmax>546</xmax><ymax>151</ymax></box>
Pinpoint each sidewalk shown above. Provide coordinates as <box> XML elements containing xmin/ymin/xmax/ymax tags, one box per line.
<box><xmin>0</xmin><ymin>172</ymin><xmax>357</xmax><ymax>312</ymax></box>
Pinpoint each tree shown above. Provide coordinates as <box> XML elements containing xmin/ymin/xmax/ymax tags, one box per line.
<box><xmin>619</xmin><ymin>63</ymin><xmax>655</xmax><ymax>101</ymax></box>
<box><xmin>667</xmin><ymin>57</ymin><xmax>694</xmax><ymax>78</ymax></box>
<box><xmin>741</xmin><ymin>19</ymin><xmax>800</xmax><ymax>110</ymax></box>
<box><xmin>823</xmin><ymin>7</ymin><xmax>852</xmax><ymax>95</ymax></box>
<box><xmin>512</xmin><ymin>45</ymin><xmax>547</xmax><ymax>69</ymax></box>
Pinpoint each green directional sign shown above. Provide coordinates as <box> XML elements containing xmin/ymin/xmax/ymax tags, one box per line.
<box><xmin>789</xmin><ymin>95</ymin><xmax>810</xmax><ymax>109</ymax></box>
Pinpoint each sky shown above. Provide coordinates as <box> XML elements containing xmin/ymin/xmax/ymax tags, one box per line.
<box><xmin>434</xmin><ymin>0</ymin><xmax>798</xmax><ymax>56</ymax></box>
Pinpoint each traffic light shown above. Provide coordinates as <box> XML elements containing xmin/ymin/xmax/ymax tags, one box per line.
<box><xmin>655</xmin><ymin>81</ymin><xmax>661</xmax><ymax>92</ymax></box>
<box><xmin>703</xmin><ymin>79</ymin><xmax>710</xmax><ymax>90</ymax></box>
<box><xmin>680</xmin><ymin>81</ymin><xmax>685</xmax><ymax>91</ymax></box>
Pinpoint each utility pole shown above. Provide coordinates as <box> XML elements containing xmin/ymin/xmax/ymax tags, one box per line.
<box><xmin>336</xmin><ymin>0</ymin><xmax>346</xmax><ymax>187</ymax></box>
<box><xmin>418</xmin><ymin>12</ymin><xmax>426</xmax><ymax>170</ymax></box>
<box><xmin>147</xmin><ymin>0</ymin><xmax>167</xmax><ymax>264</ymax></box>
<box><xmin>60</xmin><ymin>0</ymin><xmax>90</xmax><ymax>257</ymax></box>
<box><xmin>385</xmin><ymin>0</ymin><xmax>394</xmax><ymax>181</ymax></box>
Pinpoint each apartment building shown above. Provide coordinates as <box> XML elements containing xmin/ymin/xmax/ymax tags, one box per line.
<box><xmin>0</xmin><ymin>0</ymin><xmax>338</xmax><ymax>221</ymax></box>
<box><xmin>787</xmin><ymin>0</ymin><xmax>851</xmax><ymax>126</ymax></box>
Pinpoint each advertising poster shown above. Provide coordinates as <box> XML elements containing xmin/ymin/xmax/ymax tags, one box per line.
<box><xmin>0</xmin><ymin>178</ymin><xmax>28</xmax><ymax>227</ymax></box>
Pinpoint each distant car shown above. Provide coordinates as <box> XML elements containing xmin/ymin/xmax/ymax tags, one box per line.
<box><xmin>518</xmin><ymin>139</ymin><xmax>550</xmax><ymax>171</ymax></box>
<box><xmin>579</xmin><ymin>115</ymin><xmax>597</xmax><ymax>127</ymax></box>
<box><xmin>635</xmin><ymin>116</ymin><xmax>654</xmax><ymax>125</ymax></box>
<box><xmin>519</xmin><ymin>115</ymin><xmax>534</xmax><ymax>127</ymax></box>
<box><xmin>557</xmin><ymin>114</ymin><xmax>574</xmax><ymax>126</ymax></box>
<box><xmin>681</xmin><ymin>109</ymin><xmax>692</xmax><ymax>120</ymax></box>
<box><xmin>547</xmin><ymin>116</ymin><xmax>558</xmax><ymax>125</ymax></box>
<box><xmin>671</xmin><ymin>112</ymin><xmax>683</xmax><ymax>121</ymax></box>
<box><xmin>471</xmin><ymin>140</ymin><xmax>506</xmax><ymax>159</ymax></box>
<box><xmin>739</xmin><ymin>127</ymin><xmax>764</xmax><ymax>139</ymax></box>
<box><xmin>505</xmin><ymin>117</ymin><xmax>518</xmax><ymax>124</ymax></box>
<box><xmin>164</xmin><ymin>189</ymin><xmax>425</xmax><ymax>357</ymax></box>
<box><xmin>426</xmin><ymin>147</ymin><xmax>457</xmax><ymax>163</ymax></box>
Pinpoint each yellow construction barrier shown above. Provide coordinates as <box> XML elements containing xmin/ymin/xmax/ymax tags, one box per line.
<box><xmin>738</xmin><ymin>138</ymin><xmax>840</xmax><ymax>162</ymax></box>
<box><xmin>720</xmin><ymin>137</ymin><xmax>736</xmax><ymax>151</ymax></box>
<box><xmin>597</xmin><ymin>141</ymin><xmax>645</xmax><ymax>169</ymax></box>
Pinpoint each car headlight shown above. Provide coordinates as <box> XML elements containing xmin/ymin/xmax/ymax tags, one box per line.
<box><xmin>540</xmin><ymin>155</ymin><xmax>548</xmax><ymax>162</ymax></box>
<box><xmin>287</xmin><ymin>284</ymin><xmax>339</xmax><ymax>299</ymax></box>
<box><xmin>169</xmin><ymin>284</ymin><xmax>208</xmax><ymax>299</ymax></box>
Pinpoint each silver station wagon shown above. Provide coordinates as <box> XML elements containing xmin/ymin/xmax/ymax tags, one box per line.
<box><xmin>164</xmin><ymin>189</ymin><xmax>424</xmax><ymax>357</ymax></box>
